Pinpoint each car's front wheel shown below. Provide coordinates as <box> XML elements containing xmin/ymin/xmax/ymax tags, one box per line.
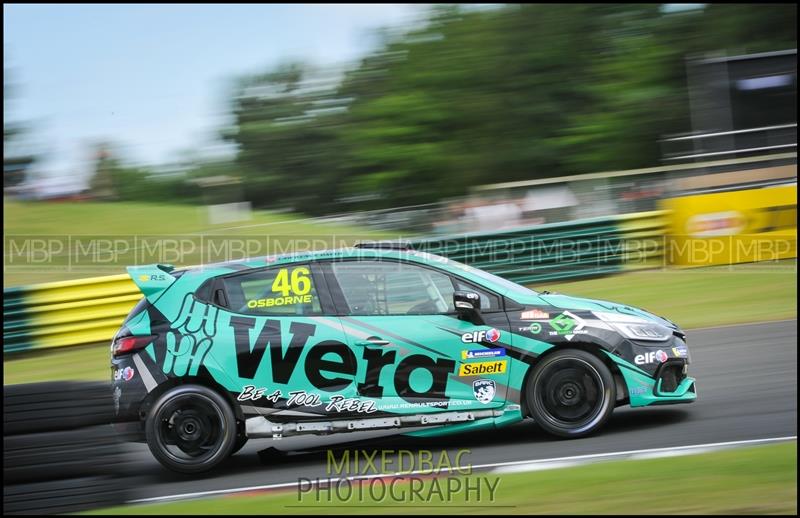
<box><xmin>525</xmin><ymin>349</ymin><xmax>615</xmax><ymax>438</ymax></box>
<box><xmin>145</xmin><ymin>385</ymin><xmax>236</xmax><ymax>473</ymax></box>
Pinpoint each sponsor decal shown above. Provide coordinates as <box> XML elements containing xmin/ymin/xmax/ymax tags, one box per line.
<box><xmin>139</xmin><ymin>273</ymin><xmax>167</xmax><ymax>282</ymax></box>
<box><xmin>237</xmin><ymin>386</ymin><xmax>377</xmax><ymax>413</ymax></box>
<box><xmin>247</xmin><ymin>294</ymin><xmax>313</xmax><ymax>308</ymax></box>
<box><xmin>114</xmin><ymin>366</ymin><xmax>135</xmax><ymax>382</ymax></box>
<box><xmin>634</xmin><ymin>349</ymin><xmax>669</xmax><ymax>365</ymax></box>
<box><xmin>229</xmin><ymin>318</ymin><xmax>457</xmax><ymax>403</ymax></box>
<box><xmin>529</xmin><ymin>322</ymin><xmax>542</xmax><ymax>334</ymax></box>
<box><xmin>461</xmin><ymin>328</ymin><xmax>501</xmax><ymax>344</ymax></box>
<box><xmin>686</xmin><ymin>211</ymin><xmax>747</xmax><ymax>237</ymax></box>
<box><xmin>548</xmin><ymin>311</ymin><xmax>587</xmax><ymax>340</ymax></box>
<box><xmin>473</xmin><ymin>379</ymin><xmax>496</xmax><ymax>404</ymax></box>
<box><xmin>325</xmin><ymin>395</ymin><xmax>378</xmax><ymax>414</ymax></box>
<box><xmin>461</xmin><ymin>348</ymin><xmax>505</xmax><ymax>360</ymax></box>
<box><xmin>458</xmin><ymin>360</ymin><xmax>507</xmax><ymax>377</ymax></box>
<box><xmin>520</xmin><ymin>309</ymin><xmax>549</xmax><ymax>320</ymax></box>
<box><xmin>247</xmin><ymin>266</ymin><xmax>315</xmax><ymax>309</ymax></box>
<box><xmin>629</xmin><ymin>386</ymin><xmax>649</xmax><ymax>396</ymax></box>
<box><xmin>672</xmin><ymin>346</ymin><xmax>688</xmax><ymax>358</ymax></box>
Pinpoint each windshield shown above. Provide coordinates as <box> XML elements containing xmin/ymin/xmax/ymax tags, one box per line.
<box><xmin>444</xmin><ymin>257</ymin><xmax>539</xmax><ymax>299</ymax></box>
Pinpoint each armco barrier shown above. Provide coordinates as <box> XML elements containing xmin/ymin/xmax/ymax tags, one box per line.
<box><xmin>4</xmin><ymin>274</ymin><xmax>140</xmax><ymax>354</ymax></box>
<box><xmin>410</xmin><ymin>210</ymin><xmax>668</xmax><ymax>284</ymax></box>
<box><xmin>3</xmin><ymin>211</ymin><xmax>667</xmax><ymax>354</ymax></box>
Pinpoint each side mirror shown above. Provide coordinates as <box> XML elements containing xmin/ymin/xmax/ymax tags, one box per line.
<box><xmin>454</xmin><ymin>290</ymin><xmax>484</xmax><ymax>325</ymax></box>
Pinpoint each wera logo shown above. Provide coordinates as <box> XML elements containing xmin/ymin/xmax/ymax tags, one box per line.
<box><xmin>229</xmin><ymin>317</ymin><xmax>456</xmax><ymax>402</ymax></box>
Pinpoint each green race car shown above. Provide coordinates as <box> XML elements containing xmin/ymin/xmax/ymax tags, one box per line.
<box><xmin>111</xmin><ymin>243</ymin><xmax>696</xmax><ymax>473</ymax></box>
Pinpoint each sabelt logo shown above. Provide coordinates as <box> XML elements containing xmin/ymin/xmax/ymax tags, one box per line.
<box><xmin>458</xmin><ymin>360</ymin><xmax>507</xmax><ymax>376</ymax></box>
<box><xmin>686</xmin><ymin>211</ymin><xmax>747</xmax><ymax>237</ymax></box>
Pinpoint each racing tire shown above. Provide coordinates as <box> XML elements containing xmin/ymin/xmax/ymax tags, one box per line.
<box><xmin>3</xmin><ymin>476</ymin><xmax>126</xmax><ymax>515</ymax></box>
<box><xmin>3</xmin><ymin>381</ymin><xmax>114</xmax><ymax>435</ymax></box>
<box><xmin>145</xmin><ymin>385</ymin><xmax>236</xmax><ymax>474</ymax></box>
<box><xmin>525</xmin><ymin>349</ymin><xmax>616</xmax><ymax>438</ymax></box>
<box><xmin>4</xmin><ymin>425</ymin><xmax>120</xmax><ymax>484</ymax></box>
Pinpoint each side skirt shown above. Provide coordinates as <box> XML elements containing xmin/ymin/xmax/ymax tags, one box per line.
<box><xmin>245</xmin><ymin>409</ymin><xmax>503</xmax><ymax>439</ymax></box>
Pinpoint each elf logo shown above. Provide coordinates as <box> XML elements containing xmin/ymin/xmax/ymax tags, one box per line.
<box><xmin>634</xmin><ymin>350</ymin><xmax>669</xmax><ymax>365</ymax></box>
<box><xmin>461</xmin><ymin>328</ymin><xmax>501</xmax><ymax>343</ymax></box>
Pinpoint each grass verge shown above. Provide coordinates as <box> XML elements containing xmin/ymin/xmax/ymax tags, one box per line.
<box><xmin>3</xmin><ymin>200</ymin><xmax>399</xmax><ymax>286</ymax></box>
<box><xmin>87</xmin><ymin>441</ymin><xmax>797</xmax><ymax>514</ymax></box>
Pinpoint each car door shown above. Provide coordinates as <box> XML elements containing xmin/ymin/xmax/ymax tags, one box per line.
<box><xmin>211</xmin><ymin>263</ymin><xmax>367</xmax><ymax>420</ymax></box>
<box><xmin>320</xmin><ymin>259</ymin><xmax>512</xmax><ymax>415</ymax></box>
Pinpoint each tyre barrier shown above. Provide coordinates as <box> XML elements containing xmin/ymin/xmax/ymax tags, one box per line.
<box><xmin>3</xmin><ymin>381</ymin><xmax>132</xmax><ymax>515</ymax></box>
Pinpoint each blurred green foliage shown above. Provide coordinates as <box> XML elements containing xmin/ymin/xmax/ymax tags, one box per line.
<box><xmin>93</xmin><ymin>4</ymin><xmax>798</xmax><ymax>214</ymax></box>
<box><xmin>4</xmin><ymin>67</ymin><xmax>36</xmax><ymax>188</ymax></box>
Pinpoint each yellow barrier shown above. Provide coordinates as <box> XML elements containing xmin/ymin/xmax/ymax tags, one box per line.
<box><xmin>617</xmin><ymin>210</ymin><xmax>669</xmax><ymax>270</ymax></box>
<box><xmin>661</xmin><ymin>184</ymin><xmax>797</xmax><ymax>267</ymax></box>
<box><xmin>7</xmin><ymin>274</ymin><xmax>142</xmax><ymax>353</ymax></box>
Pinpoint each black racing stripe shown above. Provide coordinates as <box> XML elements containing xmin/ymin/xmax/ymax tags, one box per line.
<box><xmin>435</xmin><ymin>324</ymin><xmax>538</xmax><ymax>364</ymax></box>
<box><xmin>136</xmin><ymin>346</ymin><xmax>169</xmax><ymax>384</ymax></box>
<box><xmin>341</xmin><ymin>317</ymin><xmax>443</xmax><ymax>357</ymax></box>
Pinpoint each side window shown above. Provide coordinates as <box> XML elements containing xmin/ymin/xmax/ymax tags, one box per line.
<box><xmin>453</xmin><ymin>278</ymin><xmax>502</xmax><ymax>312</ymax></box>
<box><xmin>220</xmin><ymin>265</ymin><xmax>322</xmax><ymax>315</ymax></box>
<box><xmin>330</xmin><ymin>261</ymin><xmax>455</xmax><ymax>316</ymax></box>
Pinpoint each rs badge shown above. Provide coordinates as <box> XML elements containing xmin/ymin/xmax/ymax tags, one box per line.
<box><xmin>473</xmin><ymin>379</ymin><xmax>496</xmax><ymax>404</ymax></box>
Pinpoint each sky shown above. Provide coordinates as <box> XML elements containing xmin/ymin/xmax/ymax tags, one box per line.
<box><xmin>3</xmin><ymin>4</ymin><xmax>427</xmax><ymax>192</ymax></box>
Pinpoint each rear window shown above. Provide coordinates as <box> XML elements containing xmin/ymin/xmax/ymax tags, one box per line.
<box><xmin>220</xmin><ymin>265</ymin><xmax>322</xmax><ymax>315</ymax></box>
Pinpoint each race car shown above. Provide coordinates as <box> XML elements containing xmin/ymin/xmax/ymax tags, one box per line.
<box><xmin>110</xmin><ymin>243</ymin><xmax>696</xmax><ymax>473</ymax></box>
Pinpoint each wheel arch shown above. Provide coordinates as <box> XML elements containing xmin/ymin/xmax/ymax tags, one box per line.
<box><xmin>137</xmin><ymin>374</ymin><xmax>246</xmax><ymax>434</ymax></box>
<box><xmin>518</xmin><ymin>342</ymin><xmax>629</xmax><ymax>418</ymax></box>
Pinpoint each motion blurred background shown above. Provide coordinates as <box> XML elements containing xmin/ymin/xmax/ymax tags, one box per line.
<box><xmin>4</xmin><ymin>4</ymin><xmax>796</xmax><ymax>225</ymax></box>
<box><xmin>2</xmin><ymin>3</ymin><xmax>797</xmax><ymax>514</ymax></box>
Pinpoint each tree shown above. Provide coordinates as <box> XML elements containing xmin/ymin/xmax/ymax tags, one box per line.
<box><xmin>3</xmin><ymin>68</ymin><xmax>36</xmax><ymax>189</ymax></box>
<box><xmin>222</xmin><ymin>3</ymin><xmax>798</xmax><ymax>212</ymax></box>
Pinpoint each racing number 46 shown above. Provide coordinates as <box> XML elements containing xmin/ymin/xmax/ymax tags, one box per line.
<box><xmin>272</xmin><ymin>267</ymin><xmax>311</xmax><ymax>297</ymax></box>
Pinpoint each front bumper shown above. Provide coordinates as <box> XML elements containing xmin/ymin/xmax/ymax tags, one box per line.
<box><xmin>606</xmin><ymin>333</ymin><xmax>698</xmax><ymax>407</ymax></box>
<box><xmin>614</xmin><ymin>356</ymin><xmax>697</xmax><ymax>407</ymax></box>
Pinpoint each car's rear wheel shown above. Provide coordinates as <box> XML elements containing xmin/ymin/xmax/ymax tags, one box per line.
<box><xmin>525</xmin><ymin>349</ymin><xmax>615</xmax><ymax>438</ymax></box>
<box><xmin>145</xmin><ymin>385</ymin><xmax>236</xmax><ymax>473</ymax></box>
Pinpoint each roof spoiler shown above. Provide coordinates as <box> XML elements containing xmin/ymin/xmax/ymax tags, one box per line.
<box><xmin>354</xmin><ymin>240</ymin><xmax>413</xmax><ymax>251</ymax></box>
<box><xmin>127</xmin><ymin>264</ymin><xmax>179</xmax><ymax>302</ymax></box>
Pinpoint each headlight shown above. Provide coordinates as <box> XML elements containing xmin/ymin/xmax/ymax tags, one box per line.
<box><xmin>592</xmin><ymin>311</ymin><xmax>672</xmax><ymax>342</ymax></box>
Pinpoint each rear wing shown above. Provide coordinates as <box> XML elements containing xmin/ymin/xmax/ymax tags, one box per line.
<box><xmin>127</xmin><ymin>264</ymin><xmax>179</xmax><ymax>302</ymax></box>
